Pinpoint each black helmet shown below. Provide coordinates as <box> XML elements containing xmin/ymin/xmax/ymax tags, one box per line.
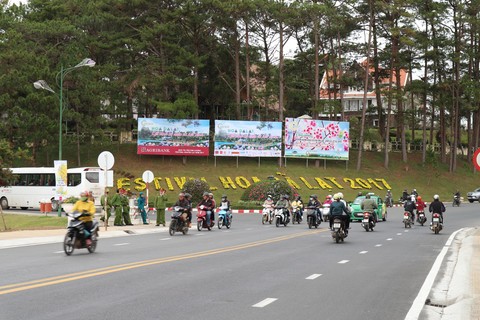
<box><xmin>296</xmin><ymin>196</ymin><xmax>301</xmax><ymax>201</ymax></box>
<box><xmin>312</xmin><ymin>194</ymin><xmax>318</xmax><ymax>199</ymax></box>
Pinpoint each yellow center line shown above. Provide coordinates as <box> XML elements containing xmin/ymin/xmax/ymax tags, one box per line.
<box><xmin>0</xmin><ymin>229</ymin><xmax>325</xmax><ymax>295</ymax></box>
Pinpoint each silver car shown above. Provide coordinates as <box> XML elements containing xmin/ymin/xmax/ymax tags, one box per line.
<box><xmin>467</xmin><ymin>188</ymin><xmax>480</xmax><ymax>203</ymax></box>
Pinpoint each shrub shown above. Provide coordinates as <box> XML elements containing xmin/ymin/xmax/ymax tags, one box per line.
<box><xmin>240</xmin><ymin>180</ymin><xmax>298</xmax><ymax>202</ymax></box>
<box><xmin>182</xmin><ymin>179</ymin><xmax>210</xmax><ymax>205</ymax></box>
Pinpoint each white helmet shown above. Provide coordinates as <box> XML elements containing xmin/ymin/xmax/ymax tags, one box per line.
<box><xmin>338</xmin><ymin>192</ymin><xmax>344</xmax><ymax>199</ymax></box>
<box><xmin>433</xmin><ymin>194</ymin><xmax>439</xmax><ymax>200</ymax></box>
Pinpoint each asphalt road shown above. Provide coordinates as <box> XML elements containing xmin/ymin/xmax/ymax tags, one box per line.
<box><xmin>0</xmin><ymin>204</ymin><xmax>479</xmax><ymax>320</ymax></box>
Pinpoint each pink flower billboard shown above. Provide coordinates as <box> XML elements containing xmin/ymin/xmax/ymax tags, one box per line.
<box><xmin>284</xmin><ymin>118</ymin><xmax>349</xmax><ymax>160</ymax></box>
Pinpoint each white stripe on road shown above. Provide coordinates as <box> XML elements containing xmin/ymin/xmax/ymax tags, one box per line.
<box><xmin>159</xmin><ymin>238</ymin><xmax>171</xmax><ymax>241</ymax></box>
<box><xmin>53</xmin><ymin>251</ymin><xmax>64</xmax><ymax>254</ymax></box>
<box><xmin>405</xmin><ymin>228</ymin><xmax>464</xmax><ymax>320</ymax></box>
<box><xmin>305</xmin><ymin>274</ymin><xmax>322</xmax><ymax>280</ymax></box>
<box><xmin>338</xmin><ymin>260</ymin><xmax>349</xmax><ymax>264</ymax></box>
<box><xmin>397</xmin><ymin>233</ymin><xmax>403</xmax><ymax>236</ymax></box>
<box><xmin>404</xmin><ymin>230</ymin><xmax>409</xmax><ymax>233</ymax></box>
<box><xmin>252</xmin><ymin>298</ymin><xmax>278</xmax><ymax>308</ymax></box>
<box><xmin>375</xmin><ymin>244</ymin><xmax>382</xmax><ymax>247</ymax></box>
<box><xmin>387</xmin><ymin>238</ymin><xmax>393</xmax><ymax>241</ymax></box>
<box><xmin>359</xmin><ymin>251</ymin><xmax>368</xmax><ymax>254</ymax></box>
<box><xmin>195</xmin><ymin>233</ymin><xmax>205</xmax><ymax>236</ymax></box>
<box><xmin>114</xmin><ymin>243</ymin><xmax>130</xmax><ymax>246</ymax></box>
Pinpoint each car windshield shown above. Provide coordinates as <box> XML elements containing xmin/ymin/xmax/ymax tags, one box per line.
<box><xmin>353</xmin><ymin>197</ymin><xmax>365</xmax><ymax>204</ymax></box>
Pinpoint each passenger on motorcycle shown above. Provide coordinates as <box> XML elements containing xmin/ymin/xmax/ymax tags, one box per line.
<box><xmin>275</xmin><ymin>194</ymin><xmax>291</xmax><ymax>219</ymax></box>
<box><xmin>329</xmin><ymin>193</ymin><xmax>350</xmax><ymax>234</ymax></box>
<box><xmin>263</xmin><ymin>195</ymin><xmax>274</xmax><ymax>209</ymax></box>
<box><xmin>291</xmin><ymin>196</ymin><xmax>304</xmax><ymax>218</ymax></box>
<box><xmin>337</xmin><ymin>192</ymin><xmax>351</xmax><ymax>229</ymax></box>
<box><xmin>307</xmin><ymin>195</ymin><xmax>322</xmax><ymax>222</ymax></box>
<box><xmin>429</xmin><ymin>194</ymin><xmax>446</xmax><ymax>223</ymax></box>
<box><xmin>361</xmin><ymin>193</ymin><xmax>378</xmax><ymax>223</ymax></box>
<box><xmin>412</xmin><ymin>188</ymin><xmax>418</xmax><ymax>199</ymax></box>
<box><xmin>72</xmin><ymin>191</ymin><xmax>96</xmax><ymax>245</ymax></box>
<box><xmin>323</xmin><ymin>195</ymin><xmax>333</xmax><ymax>206</ymax></box>
<box><xmin>402</xmin><ymin>189</ymin><xmax>409</xmax><ymax>202</ymax></box>
<box><xmin>198</xmin><ymin>192</ymin><xmax>214</xmax><ymax>225</ymax></box>
<box><xmin>385</xmin><ymin>190</ymin><xmax>393</xmax><ymax>206</ymax></box>
<box><xmin>416</xmin><ymin>196</ymin><xmax>427</xmax><ymax>221</ymax></box>
<box><xmin>174</xmin><ymin>192</ymin><xmax>192</xmax><ymax>227</ymax></box>
<box><xmin>403</xmin><ymin>197</ymin><xmax>417</xmax><ymax>223</ymax></box>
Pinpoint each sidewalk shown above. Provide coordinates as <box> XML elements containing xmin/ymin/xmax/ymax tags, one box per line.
<box><xmin>0</xmin><ymin>222</ymin><xmax>168</xmax><ymax>249</ymax></box>
<box><xmin>418</xmin><ymin>227</ymin><xmax>480</xmax><ymax>319</ymax></box>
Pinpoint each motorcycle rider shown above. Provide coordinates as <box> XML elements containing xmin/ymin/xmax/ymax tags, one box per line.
<box><xmin>72</xmin><ymin>191</ymin><xmax>96</xmax><ymax>246</ymax></box>
<box><xmin>429</xmin><ymin>194</ymin><xmax>446</xmax><ymax>223</ymax></box>
<box><xmin>403</xmin><ymin>196</ymin><xmax>416</xmax><ymax>223</ymax></box>
<box><xmin>337</xmin><ymin>192</ymin><xmax>350</xmax><ymax>229</ymax></box>
<box><xmin>175</xmin><ymin>192</ymin><xmax>192</xmax><ymax>227</ymax></box>
<box><xmin>385</xmin><ymin>190</ymin><xmax>393</xmax><ymax>207</ymax></box>
<box><xmin>275</xmin><ymin>194</ymin><xmax>291</xmax><ymax>221</ymax></box>
<box><xmin>453</xmin><ymin>190</ymin><xmax>461</xmax><ymax>205</ymax></box>
<box><xmin>307</xmin><ymin>194</ymin><xmax>322</xmax><ymax>222</ymax></box>
<box><xmin>329</xmin><ymin>193</ymin><xmax>350</xmax><ymax>235</ymax></box>
<box><xmin>416</xmin><ymin>196</ymin><xmax>427</xmax><ymax>222</ymax></box>
<box><xmin>263</xmin><ymin>195</ymin><xmax>274</xmax><ymax>209</ymax></box>
<box><xmin>402</xmin><ymin>189</ymin><xmax>409</xmax><ymax>202</ymax></box>
<box><xmin>198</xmin><ymin>192</ymin><xmax>214</xmax><ymax>226</ymax></box>
<box><xmin>412</xmin><ymin>188</ymin><xmax>418</xmax><ymax>199</ymax></box>
<box><xmin>291</xmin><ymin>196</ymin><xmax>304</xmax><ymax>220</ymax></box>
<box><xmin>323</xmin><ymin>195</ymin><xmax>333</xmax><ymax>206</ymax></box>
<box><xmin>219</xmin><ymin>195</ymin><xmax>231</xmax><ymax>224</ymax></box>
<box><xmin>361</xmin><ymin>193</ymin><xmax>378</xmax><ymax>224</ymax></box>
<box><xmin>209</xmin><ymin>193</ymin><xmax>216</xmax><ymax>224</ymax></box>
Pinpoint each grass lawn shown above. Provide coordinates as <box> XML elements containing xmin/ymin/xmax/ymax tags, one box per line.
<box><xmin>0</xmin><ymin>214</ymin><xmax>67</xmax><ymax>232</ymax></box>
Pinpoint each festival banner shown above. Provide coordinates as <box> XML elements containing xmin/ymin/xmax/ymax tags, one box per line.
<box><xmin>284</xmin><ymin>118</ymin><xmax>350</xmax><ymax>160</ymax></box>
<box><xmin>214</xmin><ymin>120</ymin><xmax>282</xmax><ymax>157</ymax></box>
<box><xmin>54</xmin><ymin>160</ymin><xmax>68</xmax><ymax>201</ymax></box>
<box><xmin>137</xmin><ymin>118</ymin><xmax>210</xmax><ymax>156</ymax></box>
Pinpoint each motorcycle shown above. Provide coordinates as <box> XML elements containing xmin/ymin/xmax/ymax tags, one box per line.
<box><xmin>321</xmin><ymin>204</ymin><xmax>331</xmax><ymax>223</ymax></box>
<box><xmin>291</xmin><ymin>204</ymin><xmax>302</xmax><ymax>224</ymax></box>
<box><xmin>430</xmin><ymin>213</ymin><xmax>443</xmax><ymax>234</ymax></box>
<box><xmin>362</xmin><ymin>212</ymin><xmax>375</xmax><ymax>232</ymax></box>
<box><xmin>331</xmin><ymin>217</ymin><xmax>346</xmax><ymax>243</ymax></box>
<box><xmin>384</xmin><ymin>196</ymin><xmax>393</xmax><ymax>207</ymax></box>
<box><xmin>417</xmin><ymin>211</ymin><xmax>427</xmax><ymax>226</ymax></box>
<box><xmin>63</xmin><ymin>212</ymin><xmax>99</xmax><ymax>256</ymax></box>
<box><xmin>274</xmin><ymin>207</ymin><xmax>290</xmax><ymax>227</ymax></box>
<box><xmin>197</xmin><ymin>206</ymin><xmax>215</xmax><ymax>231</ymax></box>
<box><xmin>452</xmin><ymin>195</ymin><xmax>461</xmax><ymax>207</ymax></box>
<box><xmin>306</xmin><ymin>207</ymin><xmax>320</xmax><ymax>229</ymax></box>
<box><xmin>217</xmin><ymin>207</ymin><xmax>232</xmax><ymax>229</ymax></box>
<box><xmin>169</xmin><ymin>206</ymin><xmax>189</xmax><ymax>236</ymax></box>
<box><xmin>261</xmin><ymin>206</ymin><xmax>274</xmax><ymax>225</ymax></box>
<box><xmin>403</xmin><ymin>211</ymin><xmax>412</xmax><ymax>228</ymax></box>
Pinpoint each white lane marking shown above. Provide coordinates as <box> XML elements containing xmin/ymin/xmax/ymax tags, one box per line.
<box><xmin>53</xmin><ymin>251</ymin><xmax>64</xmax><ymax>254</ymax></box>
<box><xmin>195</xmin><ymin>233</ymin><xmax>205</xmax><ymax>236</ymax></box>
<box><xmin>114</xmin><ymin>243</ymin><xmax>130</xmax><ymax>246</ymax></box>
<box><xmin>405</xmin><ymin>228</ymin><xmax>464</xmax><ymax>320</ymax></box>
<box><xmin>305</xmin><ymin>274</ymin><xmax>322</xmax><ymax>280</ymax></box>
<box><xmin>222</xmin><ymin>231</ymin><xmax>230</xmax><ymax>233</ymax></box>
<box><xmin>338</xmin><ymin>260</ymin><xmax>349</xmax><ymax>264</ymax></box>
<box><xmin>159</xmin><ymin>238</ymin><xmax>171</xmax><ymax>241</ymax></box>
<box><xmin>375</xmin><ymin>244</ymin><xmax>382</xmax><ymax>247</ymax></box>
<box><xmin>397</xmin><ymin>233</ymin><xmax>403</xmax><ymax>236</ymax></box>
<box><xmin>252</xmin><ymin>298</ymin><xmax>278</xmax><ymax>308</ymax></box>
<box><xmin>404</xmin><ymin>230</ymin><xmax>409</xmax><ymax>233</ymax></box>
<box><xmin>387</xmin><ymin>238</ymin><xmax>393</xmax><ymax>241</ymax></box>
<box><xmin>359</xmin><ymin>251</ymin><xmax>368</xmax><ymax>254</ymax></box>
<box><xmin>246</xmin><ymin>228</ymin><xmax>253</xmax><ymax>231</ymax></box>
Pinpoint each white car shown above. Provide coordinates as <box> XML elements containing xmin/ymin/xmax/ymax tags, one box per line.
<box><xmin>467</xmin><ymin>188</ymin><xmax>480</xmax><ymax>203</ymax></box>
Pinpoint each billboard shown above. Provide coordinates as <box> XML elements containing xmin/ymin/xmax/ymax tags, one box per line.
<box><xmin>284</xmin><ymin>118</ymin><xmax>349</xmax><ymax>160</ymax></box>
<box><xmin>214</xmin><ymin>120</ymin><xmax>282</xmax><ymax>157</ymax></box>
<box><xmin>54</xmin><ymin>160</ymin><xmax>68</xmax><ymax>201</ymax></box>
<box><xmin>137</xmin><ymin>118</ymin><xmax>210</xmax><ymax>156</ymax></box>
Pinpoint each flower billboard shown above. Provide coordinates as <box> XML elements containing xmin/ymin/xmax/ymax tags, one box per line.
<box><xmin>284</xmin><ymin>118</ymin><xmax>349</xmax><ymax>160</ymax></box>
<box><xmin>137</xmin><ymin>118</ymin><xmax>210</xmax><ymax>156</ymax></box>
<box><xmin>214</xmin><ymin>120</ymin><xmax>282</xmax><ymax>157</ymax></box>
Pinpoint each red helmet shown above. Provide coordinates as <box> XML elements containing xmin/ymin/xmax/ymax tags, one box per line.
<box><xmin>417</xmin><ymin>196</ymin><xmax>422</xmax><ymax>201</ymax></box>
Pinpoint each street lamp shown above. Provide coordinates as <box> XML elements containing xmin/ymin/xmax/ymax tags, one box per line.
<box><xmin>34</xmin><ymin>58</ymin><xmax>96</xmax><ymax>216</ymax></box>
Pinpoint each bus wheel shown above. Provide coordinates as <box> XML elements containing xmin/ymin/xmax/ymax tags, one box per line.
<box><xmin>0</xmin><ymin>197</ymin><xmax>8</xmax><ymax>210</ymax></box>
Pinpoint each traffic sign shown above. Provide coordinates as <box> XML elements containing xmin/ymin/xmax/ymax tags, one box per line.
<box><xmin>97</xmin><ymin>151</ymin><xmax>115</xmax><ymax>170</ymax></box>
<box><xmin>142</xmin><ymin>170</ymin><xmax>154</xmax><ymax>183</ymax></box>
<box><xmin>474</xmin><ymin>148</ymin><xmax>480</xmax><ymax>171</ymax></box>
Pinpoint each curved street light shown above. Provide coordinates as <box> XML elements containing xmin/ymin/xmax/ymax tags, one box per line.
<box><xmin>34</xmin><ymin>58</ymin><xmax>96</xmax><ymax>216</ymax></box>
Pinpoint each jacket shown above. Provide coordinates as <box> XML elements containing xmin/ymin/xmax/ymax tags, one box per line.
<box><xmin>72</xmin><ymin>200</ymin><xmax>96</xmax><ymax>223</ymax></box>
<box><xmin>329</xmin><ymin>201</ymin><xmax>349</xmax><ymax>216</ymax></box>
<box><xmin>361</xmin><ymin>198</ymin><xmax>377</xmax><ymax>213</ymax></box>
<box><xmin>137</xmin><ymin>196</ymin><xmax>146</xmax><ymax>209</ymax></box>
<box><xmin>429</xmin><ymin>200</ymin><xmax>445</xmax><ymax>213</ymax></box>
<box><xmin>153</xmin><ymin>194</ymin><xmax>168</xmax><ymax>209</ymax></box>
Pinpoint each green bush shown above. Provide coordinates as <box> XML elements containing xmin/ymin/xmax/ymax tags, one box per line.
<box><xmin>240</xmin><ymin>180</ymin><xmax>297</xmax><ymax>202</ymax></box>
<box><xmin>182</xmin><ymin>179</ymin><xmax>210</xmax><ymax>205</ymax></box>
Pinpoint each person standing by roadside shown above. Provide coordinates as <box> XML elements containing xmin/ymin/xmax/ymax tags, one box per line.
<box><xmin>120</xmin><ymin>189</ymin><xmax>133</xmax><ymax>226</ymax></box>
<box><xmin>112</xmin><ymin>189</ymin><xmax>124</xmax><ymax>226</ymax></box>
<box><xmin>100</xmin><ymin>188</ymin><xmax>112</xmax><ymax>223</ymax></box>
<box><xmin>137</xmin><ymin>192</ymin><xmax>148</xmax><ymax>225</ymax></box>
<box><xmin>154</xmin><ymin>188</ymin><xmax>168</xmax><ymax>226</ymax></box>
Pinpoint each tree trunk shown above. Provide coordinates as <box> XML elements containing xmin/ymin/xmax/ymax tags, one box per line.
<box><xmin>245</xmin><ymin>21</ymin><xmax>251</xmax><ymax>120</ymax></box>
<box><xmin>278</xmin><ymin>21</ymin><xmax>285</xmax><ymax>122</ymax></box>
<box><xmin>373</xmin><ymin>16</ymin><xmax>385</xmax><ymax>139</ymax></box>
<box><xmin>235</xmin><ymin>27</ymin><xmax>241</xmax><ymax>120</ymax></box>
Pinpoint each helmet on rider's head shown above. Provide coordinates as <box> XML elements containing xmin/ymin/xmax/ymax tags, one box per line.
<box><xmin>208</xmin><ymin>192</ymin><xmax>214</xmax><ymax>197</ymax></box>
<box><xmin>326</xmin><ymin>195</ymin><xmax>332</xmax><ymax>199</ymax></box>
<box><xmin>312</xmin><ymin>194</ymin><xmax>318</xmax><ymax>199</ymax></box>
<box><xmin>295</xmin><ymin>196</ymin><xmax>301</xmax><ymax>201</ymax></box>
<box><xmin>179</xmin><ymin>192</ymin><xmax>185</xmax><ymax>197</ymax></box>
<box><xmin>365</xmin><ymin>194</ymin><xmax>371</xmax><ymax>199</ymax></box>
<box><xmin>433</xmin><ymin>194</ymin><xmax>439</xmax><ymax>200</ymax></box>
<box><xmin>202</xmin><ymin>192</ymin><xmax>209</xmax><ymax>197</ymax></box>
<box><xmin>222</xmin><ymin>194</ymin><xmax>227</xmax><ymax>200</ymax></box>
<box><xmin>267</xmin><ymin>194</ymin><xmax>272</xmax><ymax>199</ymax></box>
<box><xmin>333</xmin><ymin>193</ymin><xmax>340</xmax><ymax>200</ymax></box>
<box><xmin>417</xmin><ymin>196</ymin><xmax>422</xmax><ymax>201</ymax></box>
<box><xmin>338</xmin><ymin>192</ymin><xmax>344</xmax><ymax>199</ymax></box>
<box><xmin>387</xmin><ymin>190</ymin><xmax>390</xmax><ymax>192</ymax></box>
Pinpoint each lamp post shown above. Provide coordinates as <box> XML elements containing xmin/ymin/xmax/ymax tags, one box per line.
<box><xmin>34</xmin><ymin>58</ymin><xmax>96</xmax><ymax>216</ymax></box>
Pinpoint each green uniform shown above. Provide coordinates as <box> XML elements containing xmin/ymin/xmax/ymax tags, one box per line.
<box><xmin>121</xmin><ymin>194</ymin><xmax>132</xmax><ymax>225</ymax></box>
<box><xmin>111</xmin><ymin>193</ymin><xmax>123</xmax><ymax>226</ymax></box>
<box><xmin>100</xmin><ymin>194</ymin><xmax>113</xmax><ymax>223</ymax></box>
<box><xmin>153</xmin><ymin>194</ymin><xmax>168</xmax><ymax>226</ymax></box>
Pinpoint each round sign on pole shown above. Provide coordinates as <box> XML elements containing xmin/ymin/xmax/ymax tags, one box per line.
<box><xmin>142</xmin><ymin>170</ymin><xmax>154</xmax><ymax>183</ymax></box>
<box><xmin>473</xmin><ymin>148</ymin><xmax>480</xmax><ymax>171</ymax></box>
<box><xmin>97</xmin><ymin>151</ymin><xmax>115</xmax><ymax>170</ymax></box>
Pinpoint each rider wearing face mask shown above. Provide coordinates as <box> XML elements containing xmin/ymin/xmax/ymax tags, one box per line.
<box><xmin>72</xmin><ymin>191</ymin><xmax>96</xmax><ymax>244</ymax></box>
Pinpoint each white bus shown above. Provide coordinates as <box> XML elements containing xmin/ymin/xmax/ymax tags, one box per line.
<box><xmin>0</xmin><ymin>167</ymin><xmax>110</xmax><ymax>210</ymax></box>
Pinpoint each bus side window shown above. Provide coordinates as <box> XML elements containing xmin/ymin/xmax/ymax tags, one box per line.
<box><xmin>46</xmin><ymin>174</ymin><xmax>55</xmax><ymax>186</ymax></box>
<box><xmin>85</xmin><ymin>172</ymin><xmax>99</xmax><ymax>183</ymax></box>
<box><xmin>18</xmin><ymin>174</ymin><xmax>28</xmax><ymax>186</ymax></box>
<box><xmin>67</xmin><ymin>173</ymin><xmax>81</xmax><ymax>186</ymax></box>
